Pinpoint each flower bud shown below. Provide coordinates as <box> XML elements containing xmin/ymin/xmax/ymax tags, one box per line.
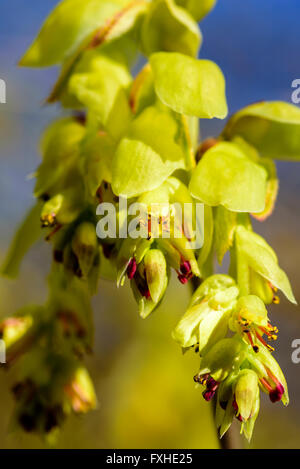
<box><xmin>0</xmin><ymin>316</ymin><xmax>32</xmax><ymax>348</ymax></box>
<box><xmin>64</xmin><ymin>367</ymin><xmax>97</xmax><ymax>414</ymax></box>
<box><xmin>71</xmin><ymin>222</ymin><xmax>98</xmax><ymax>277</ymax></box>
<box><xmin>234</xmin><ymin>369</ymin><xmax>259</xmax><ymax>421</ymax></box>
<box><xmin>144</xmin><ymin>249</ymin><xmax>167</xmax><ymax>303</ymax></box>
<box><xmin>0</xmin><ymin>308</ymin><xmax>41</xmax><ymax>365</ymax></box>
<box><xmin>131</xmin><ymin>268</ymin><xmax>169</xmax><ymax>319</ymax></box>
<box><xmin>116</xmin><ymin>238</ymin><xmax>153</xmax><ymax>287</ymax></box>
<box><xmin>41</xmin><ymin>189</ymin><xmax>82</xmax><ymax>227</ymax></box>
<box><xmin>173</xmin><ymin>275</ymin><xmax>239</xmax><ymax>354</ymax></box>
<box><xmin>241</xmin><ymin>386</ymin><xmax>260</xmax><ymax>442</ymax></box>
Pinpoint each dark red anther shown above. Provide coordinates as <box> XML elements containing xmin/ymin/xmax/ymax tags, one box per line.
<box><xmin>127</xmin><ymin>257</ymin><xmax>137</xmax><ymax>279</ymax></box>
<box><xmin>137</xmin><ymin>281</ymin><xmax>151</xmax><ymax>300</ymax></box>
<box><xmin>269</xmin><ymin>384</ymin><xmax>284</xmax><ymax>403</ymax></box>
<box><xmin>144</xmin><ymin>289</ymin><xmax>151</xmax><ymax>300</ymax></box>
<box><xmin>232</xmin><ymin>398</ymin><xmax>239</xmax><ymax>413</ymax></box>
<box><xmin>180</xmin><ymin>261</ymin><xmax>191</xmax><ymax>276</ymax></box>
<box><xmin>206</xmin><ymin>377</ymin><xmax>219</xmax><ymax>392</ymax></box>
<box><xmin>195</xmin><ymin>373</ymin><xmax>210</xmax><ymax>385</ymax></box>
<box><xmin>202</xmin><ymin>390</ymin><xmax>216</xmax><ymax>401</ymax></box>
<box><xmin>178</xmin><ymin>274</ymin><xmax>188</xmax><ymax>284</ymax></box>
<box><xmin>277</xmin><ymin>383</ymin><xmax>285</xmax><ymax>395</ymax></box>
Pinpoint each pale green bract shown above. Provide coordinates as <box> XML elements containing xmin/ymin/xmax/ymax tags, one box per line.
<box><xmin>214</xmin><ymin>206</ymin><xmax>237</xmax><ymax>264</ymax></box>
<box><xmin>112</xmin><ymin>106</ymin><xmax>186</xmax><ymax>196</ymax></box>
<box><xmin>68</xmin><ymin>69</ymin><xmax>132</xmax><ymax>139</ymax></box>
<box><xmin>235</xmin><ymin>225</ymin><xmax>296</xmax><ymax>304</ymax></box>
<box><xmin>141</xmin><ymin>0</ymin><xmax>201</xmax><ymax>57</ymax></box>
<box><xmin>189</xmin><ymin>142</ymin><xmax>267</xmax><ymax>212</ymax></box>
<box><xmin>175</xmin><ymin>0</ymin><xmax>217</xmax><ymax>21</ymax></box>
<box><xmin>150</xmin><ymin>52</ymin><xmax>228</xmax><ymax>118</ymax></box>
<box><xmin>20</xmin><ymin>0</ymin><xmax>130</xmax><ymax>67</ymax></box>
<box><xmin>224</xmin><ymin>101</ymin><xmax>300</xmax><ymax>160</ymax></box>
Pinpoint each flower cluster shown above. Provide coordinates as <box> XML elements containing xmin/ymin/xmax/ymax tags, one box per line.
<box><xmin>1</xmin><ymin>0</ymin><xmax>299</xmax><ymax>442</ymax></box>
<box><xmin>174</xmin><ymin>277</ymin><xmax>293</xmax><ymax>440</ymax></box>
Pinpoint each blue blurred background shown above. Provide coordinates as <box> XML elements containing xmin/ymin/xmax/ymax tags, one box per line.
<box><xmin>0</xmin><ymin>0</ymin><xmax>300</xmax><ymax>448</ymax></box>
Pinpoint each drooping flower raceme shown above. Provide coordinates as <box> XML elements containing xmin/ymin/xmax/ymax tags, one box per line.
<box><xmin>0</xmin><ymin>0</ymin><xmax>299</xmax><ymax>443</ymax></box>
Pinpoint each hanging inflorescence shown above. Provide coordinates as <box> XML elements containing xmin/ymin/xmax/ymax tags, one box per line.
<box><xmin>1</xmin><ymin>0</ymin><xmax>299</xmax><ymax>441</ymax></box>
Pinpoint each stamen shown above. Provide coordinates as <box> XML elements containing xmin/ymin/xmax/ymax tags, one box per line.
<box><xmin>45</xmin><ymin>223</ymin><xmax>62</xmax><ymax>241</ymax></box>
<box><xmin>269</xmin><ymin>386</ymin><xmax>284</xmax><ymax>403</ymax></box>
<box><xmin>202</xmin><ymin>389</ymin><xmax>216</xmax><ymax>401</ymax></box>
<box><xmin>255</xmin><ymin>330</ymin><xmax>275</xmax><ymax>352</ymax></box>
<box><xmin>126</xmin><ymin>257</ymin><xmax>137</xmax><ymax>279</ymax></box>
<box><xmin>194</xmin><ymin>373</ymin><xmax>209</xmax><ymax>385</ymax></box>
<box><xmin>177</xmin><ymin>274</ymin><xmax>188</xmax><ymax>284</ymax></box>
<box><xmin>206</xmin><ymin>377</ymin><xmax>219</xmax><ymax>392</ymax></box>
<box><xmin>260</xmin><ymin>377</ymin><xmax>273</xmax><ymax>393</ymax></box>
<box><xmin>246</xmin><ymin>332</ymin><xmax>259</xmax><ymax>352</ymax></box>
<box><xmin>232</xmin><ymin>398</ymin><xmax>239</xmax><ymax>413</ymax></box>
<box><xmin>273</xmin><ymin>296</ymin><xmax>280</xmax><ymax>304</ymax></box>
<box><xmin>266</xmin><ymin>369</ymin><xmax>284</xmax><ymax>394</ymax></box>
<box><xmin>180</xmin><ymin>261</ymin><xmax>191</xmax><ymax>276</ymax></box>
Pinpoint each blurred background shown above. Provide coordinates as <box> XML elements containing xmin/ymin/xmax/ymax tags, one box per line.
<box><xmin>0</xmin><ymin>0</ymin><xmax>299</xmax><ymax>449</ymax></box>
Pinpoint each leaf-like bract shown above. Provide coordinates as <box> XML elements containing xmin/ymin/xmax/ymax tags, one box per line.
<box><xmin>150</xmin><ymin>52</ymin><xmax>227</xmax><ymax>118</ymax></box>
<box><xmin>224</xmin><ymin>101</ymin><xmax>300</xmax><ymax>160</ymax></box>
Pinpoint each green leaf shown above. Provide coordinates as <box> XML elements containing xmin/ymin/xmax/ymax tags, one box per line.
<box><xmin>189</xmin><ymin>142</ymin><xmax>267</xmax><ymax>212</ymax></box>
<box><xmin>141</xmin><ymin>0</ymin><xmax>201</xmax><ymax>57</ymax></box>
<box><xmin>175</xmin><ymin>0</ymin><xmax>217</xmax><ymax>21</ymax></box>
<box><xmin>20</xmin><ymin>0</ymin><xmax>129</xmax><ymax>67</ymax></box>
<box><xmin>235</xmin><ymin>225</ymin><xmax>296</xmax><ymax>304</ymax></box>
<box><xmin>214</xmin><ymin>206</ymin><xmax>237</xmax><ymax>264</ymax></box>
<box><xmin>112</xmin><ymin>106</ymin><xmax>185</xmax><ymax>196</ymax></box>
<box><xmin>150</xmin><ymin>52</ymin><xmax>227</xmax><ymax>118</ymax></box>
<box><xmin>223</xmin><ymin>101</ymin><xmax>300</xmax><ymax>160</ymax></box>
<box><xmin>1</xmin><ymin>202</ymin><xmax>43</xmax><ymax>278</ymax></box>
